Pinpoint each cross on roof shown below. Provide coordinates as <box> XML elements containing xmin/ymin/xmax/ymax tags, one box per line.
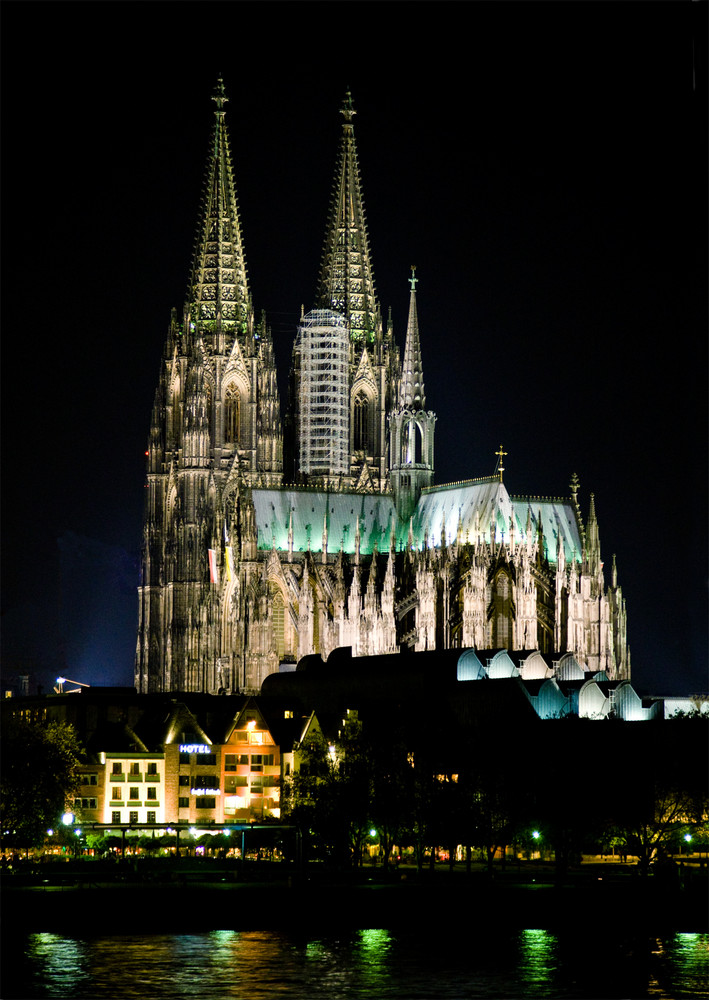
<box><xmin>494</xmin><ymin>445</ymin><xmax>507</xmax><ymax>483</ymax></box>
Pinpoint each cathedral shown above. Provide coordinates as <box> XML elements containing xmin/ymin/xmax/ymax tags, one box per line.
<box><xmin>135</xmin><ymin>81</ymin><xmax>630</xmax><ymax>696</ymax></box>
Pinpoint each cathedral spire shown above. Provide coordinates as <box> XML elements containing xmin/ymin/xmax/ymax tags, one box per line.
<box><xmin>399</xmin><ymin>267</ymin><xmax>426</xmax><ymax>409</ymax></box>
<box><xmin>186</xmin><ymin>77</ymin><xmax>251</xmax><ymax>342</ymax></box>
<box><xmin>585</xmin><ymin>492</ymin><xmax>602</xmax><ymax>576</ymax></box>
<box><xmin>316</xmin><ymin>90</ymin><xmax>379</xmax><ymax>347</ymax></box>
<box><xmin>389</xmin><ymin>271</ymin><xmax>436</xmax><ymax>521</ymax></box>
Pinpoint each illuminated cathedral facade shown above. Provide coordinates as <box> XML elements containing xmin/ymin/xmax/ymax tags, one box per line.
<box><xmin>135</xmin><ymin>82</ymin><xmax>630</xmax><ymax>696</ymax></box>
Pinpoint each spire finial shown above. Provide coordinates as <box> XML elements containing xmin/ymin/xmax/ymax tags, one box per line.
<box><xmin>212</xmin><ymin>77</ymin><xmax>229</xmax><ymax>112</ymax></box>
<box><xmin>409</xmin><ymin>265</ymin><xmax>418</xmax><ymax>292</ymax></box>
<box><xmin>494</xmin><ymin>445</ymin><xmax>507</xmax><ymax>483</ymax></box>
<box><xmin>341</xmin><ymin>89</ymin><xmax>356</xmax><ymax>125</ymax></box>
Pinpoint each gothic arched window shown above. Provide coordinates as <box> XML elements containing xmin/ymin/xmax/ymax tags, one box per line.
<box><xmin>491</xmin><ymin>569</ymin><xmax>512</xmax><ymax>649</ymax></box>
<box><xmin>224</xmin><ymin>384</ymin><xmax>241</xmax><ymax>446</ymax></box>
<box><xmin>405</xmin><ymin>419</ymin><xmax>423</xmax><ymax>465</ymax></box>
<box><xmin>353</xmin><ymin>391</ymin><xmax>373</xmax><ymax>455</ymax></box>
<box><xmin>271</xmin><ymin>589</ymin><xmax>285</xmax><ymax>661</ymax></box>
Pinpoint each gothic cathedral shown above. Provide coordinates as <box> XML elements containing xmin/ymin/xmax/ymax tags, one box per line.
<box><xmin>135</xmin><ymin>82</ymin><xmax>630</xmax><ymax>695</ymax></box>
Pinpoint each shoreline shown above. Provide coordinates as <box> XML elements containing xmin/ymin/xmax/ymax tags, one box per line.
<box><xmin>4</xmin><ymin>872</ymin><xmax>707</xmax><ymax>936</ymax></box>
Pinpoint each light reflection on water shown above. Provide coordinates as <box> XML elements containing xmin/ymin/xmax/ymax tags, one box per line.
<box><xmin>3</xmin><ymin>929</ymin><xmax>707</xmax><ymax>999</ymax></box>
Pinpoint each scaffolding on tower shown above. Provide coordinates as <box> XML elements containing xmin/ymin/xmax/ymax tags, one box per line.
<box><xmin>298</xmin><ymin>309</ymin><xmax>350</xmax><ymax>480</ymax></box>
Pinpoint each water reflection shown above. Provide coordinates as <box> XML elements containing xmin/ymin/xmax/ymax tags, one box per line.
<box><xmin>3</xmin><ymin>929</ymin><xmax>707</xmax><ymax>999</ymax></box>
<box><xmin>518</xmin><ymin>928</ymin><xmax>558</xmax><ymax>989</ymax></box>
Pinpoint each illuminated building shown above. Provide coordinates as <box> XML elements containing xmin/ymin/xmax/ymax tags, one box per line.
<box><xmin>103</xmin><ymin>752</ymin><xmax>165</xmax><ymax>826</ymax></box>
<box><xmin>135</xmin><ymin>81</ymin><xmax>630</xmax><ymax>696</ymax></box>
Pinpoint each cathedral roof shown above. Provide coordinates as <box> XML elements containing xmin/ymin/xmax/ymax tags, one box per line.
<box><xmin>252</xmin><ymin>488</ymin><xmax>397</xmax><ymax>555</ymax></box>
<box><xmin>412</xmin><ymin>479</ymin><xmax>583</xmax><ymax>563</ymax></box>
<box><xmin>251</xmin><ymin>478</ymin><xmax>583</xmax><ymax>563</ymax></box>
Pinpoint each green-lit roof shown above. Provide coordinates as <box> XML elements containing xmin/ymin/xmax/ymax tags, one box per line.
<box><xmin>250</xmin><ymin>480</ymin><xmax>583</xmax><ymax>564</ymax></box>
<box><xmin>252</xmin><ymin>489</ymin><xmax>397</xmax><ymax>555</ymax></box>
<box><xmin>412</xmin><ymin>480</ymin><xmax>582</xmax><ymax>563</ymax></box>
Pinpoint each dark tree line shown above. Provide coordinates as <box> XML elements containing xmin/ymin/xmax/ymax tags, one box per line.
<box><xmin>284</xmin><ymin>711</ymin><xmax>708</xmax><ymax>878</ymax></box>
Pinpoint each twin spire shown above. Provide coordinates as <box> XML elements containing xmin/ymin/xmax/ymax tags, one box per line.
<box><xmin>316</xmin><ymin>89</ymin><xmax>380</xmax><ymax>347</ymax></box>
<box><xmin>186</xmin><ymin>77</ymin><xmax>251</xmax><ymax>337</ymax></box>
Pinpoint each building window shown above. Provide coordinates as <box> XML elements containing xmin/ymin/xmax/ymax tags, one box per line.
<box><xmin>111</xmin><ymin>787</ymin><xmax>122</xmax><ymax>801</ymax></box>
<box><xmin>129</xmin><ymin>811</ymin><xmax>139</xmax><ymax>824</ymax></box>
<box><xmin>179</xmin><ymin>753</ymin><xmax>190</xmax><ymax>764</ymax></box>
<box><xmin>353</xmin><ymin>391</ymin><xmax>373</xmax><ymax>454</ymax></box>
<box><xmin>147</xmin><ymin>811</ymin><xmax>156</xmax><ymax>824</ymax></box>
<box><xmin>82</xmin><ymin>774</ymin><xmax>98</xmax><ymax>786</ymax></box>
<box><xmin>178</xmin><ymin>797</ymin><xmax>189</xmax><ymax>809</ymax></box>
<box><xmin>146</xmin><ymin>787</ymin><xmax>157</xmax><ymax>801</ymax></box>
<box><xmin>129</xmin><ymin>762</ymin><xmax>140</xmax><ymax>776</ymax></box>
<box><xmin>147</xmin><ymin>762</ymin><xmax>158</xmax><ymax>775</ymax></box>
<box><xmin>112</xmin><ymin>763</ymin><xmax>122</xmax><ymax>775</ymax></box>
<box><xmin>196</xmin><ymin>797</ymin><xmax>216</xmax><ymax>810</ymax></box>
<box><xmin>271</xmin><ymin>589</ymin><xmax>286</xmax><ymax>660</ymax></box>
<box><xmin>112</xmin><ymin>811</ymin><xmax>121</xmax><ymax>824</ymax></box>
<box><xmin>129</xmin><ymin>787</ymin><xmax>140</xmax><ymax>800</ymax></box>
<box><xmin>74</xmin><ymin>797</ymin><xmax>98</xmax><ymax>811</ymax></box>
<box><xmin>224</xmin><ymin>754</ymin><xmax>237</xmax><ymax>772</ymax></box>
<box><xmin>224</xmin><ymin>384</ymin><xmax>241</xmax><ymax>446</ymax></box>
<box><xmin>179</xmin><ymin>775</ymin><xmax>190</xmax><ymax>786</ymax></box>
<box><xmin>198</xmin><ymin>753</ymin><xmax>217</xmax><ymax>766</ymax></box>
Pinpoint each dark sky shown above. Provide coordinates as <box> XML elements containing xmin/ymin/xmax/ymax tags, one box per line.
<box><xmin>2</xmin><ymin>2</ymin><xmax>706</xmax><ymax>697</ymax></box>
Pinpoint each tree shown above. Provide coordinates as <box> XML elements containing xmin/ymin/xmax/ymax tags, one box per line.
<box><xmin>1</xmin><ymin>717</ymin><xmax>84</xmax><ymax>848</ymax></box>
<box><xmin>285</xmin><ymin>714</ymin><xmax>372</xmax><ymax>868</ymax></box>
<box><xmin>604</xmin><ymin>717</ymin><xmax>709</xmax><ymax>874</ymax></box>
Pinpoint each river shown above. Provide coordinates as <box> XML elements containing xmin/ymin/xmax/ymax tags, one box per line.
<box><xmin>3</xmin><ymin>928</ymin><xmax>708</xmax><ymax>999</ymax></box>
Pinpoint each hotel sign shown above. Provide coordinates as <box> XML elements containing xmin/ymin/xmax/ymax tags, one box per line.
<box><xmin>179</xmin><ymin>744</ymin><xmax>211</xmax><ymax>754</ymax></box>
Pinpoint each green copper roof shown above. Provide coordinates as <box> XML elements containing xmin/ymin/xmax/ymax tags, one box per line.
<box><xmin>412</xmin><ymin>480</ymin><xmax>582</xmax><ymax>563</ymax></box>
<box><xmin>252</xmin><ymin>489</ymin><xmax>397</xmax><ymax>555</ymax></box>
<box><xmin>250</xmin><ymin>480</ymin><xmax>582</xmax><ymax>564</ymax></box>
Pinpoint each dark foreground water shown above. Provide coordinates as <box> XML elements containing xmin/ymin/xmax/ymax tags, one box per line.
<box><xmin>3</xmin><ymin>928</ymin><xmax>708</xmax><ymax>1000</ymax></box>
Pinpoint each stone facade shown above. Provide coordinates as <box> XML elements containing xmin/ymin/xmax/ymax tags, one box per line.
<box><xmin>135</xmin><ymin>82</ymin><xmax>630</xmax><ymax>696</ymax></box>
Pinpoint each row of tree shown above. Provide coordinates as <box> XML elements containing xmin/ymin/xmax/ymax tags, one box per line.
<box><xmin>284</xmin><ymin>712</ymin><xmax>709</xmax><ymax>879</ymax></box>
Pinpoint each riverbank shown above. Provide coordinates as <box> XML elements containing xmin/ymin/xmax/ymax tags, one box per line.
<box><xmin>3</xmin><ymin>866</ymin><xmax>707</xmax><ymax>935</ymax></box>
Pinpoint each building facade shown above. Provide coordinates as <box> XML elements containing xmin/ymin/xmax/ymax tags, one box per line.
<box><xmin>135</xmin><ymin>82</ymin><xmax>630</xmax><ymax>696</ymax></box>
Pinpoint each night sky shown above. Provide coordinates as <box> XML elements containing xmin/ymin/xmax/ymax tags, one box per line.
<box><xmin>2</xmin><ymin>3</ymin><xmax>706</xmax><ymax>697</ymax></box>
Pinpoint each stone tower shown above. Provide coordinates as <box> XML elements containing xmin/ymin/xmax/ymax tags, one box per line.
<box><xmin>135</xmin><ymin>79</ymin><xmax>283</xmax><ymax>694</ymax></box>
<box><xmin>285</xmin><ymin>91</ymin><xmax>401</xmax><ymax>492</ymax></box>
